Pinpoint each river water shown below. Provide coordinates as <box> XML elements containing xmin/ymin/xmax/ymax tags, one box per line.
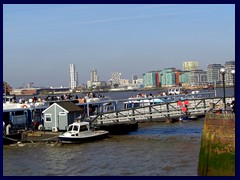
<box><xmin>3</xmin><ymin>88</ymin><xmax>234</xmax><ymax>176</ymax></box>
<box><xmin>3</xmin><ymin>120</ymin><xmax>203</xmax><ymax>176</ymax></box>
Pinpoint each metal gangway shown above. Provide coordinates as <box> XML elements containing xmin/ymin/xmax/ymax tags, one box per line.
<box><xmin>91</xmin><ymin>95</ymin><xmax>234</xmax><ymax>125</ymax></box>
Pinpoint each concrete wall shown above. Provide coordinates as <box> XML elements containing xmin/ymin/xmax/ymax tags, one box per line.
<box><xmin>198</xmin><ymin>113</ymin><xmax>235</xmax><ymax>176</ymax></box>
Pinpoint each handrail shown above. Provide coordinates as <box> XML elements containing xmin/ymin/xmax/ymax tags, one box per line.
<box><xmin>89</xmin><ymin>96</ymin><xmax>233</xmax><ymax>124</ymax></box>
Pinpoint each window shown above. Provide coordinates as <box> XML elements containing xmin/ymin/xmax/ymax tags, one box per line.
<box><xmin>59</xmin><ymin>112</ymin><xmax>66</xmax><ymax>116</ymax></box>
<box><xmin>73</xmin><ymin>125</ymin><xmax>79</xmax><ymax>131</ymax></box>
<box><xmin>45</xmin><ymin>114</ymin><xmax>52</xmax><ymax>122</ymax></box>
<box><xmin>68</xmin><ymin>125</ymin><xmax>73</xmax><ymax>131</ymax></box>
<box><xmin>80</xmin><ymin>125</ymin><xmax>88</xmax><ymax>132</ymax></box>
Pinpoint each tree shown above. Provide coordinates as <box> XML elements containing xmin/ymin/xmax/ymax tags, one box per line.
<box><xmin>3</xmin><ymin>81</ymin><xmax>12</xmax><ymax>95</ymax></box>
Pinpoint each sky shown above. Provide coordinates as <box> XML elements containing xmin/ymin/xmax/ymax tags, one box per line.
<box><xmin>3</xmin><ymin>4</ymin><xmax>235</xmax><ymax>88</ymax></box>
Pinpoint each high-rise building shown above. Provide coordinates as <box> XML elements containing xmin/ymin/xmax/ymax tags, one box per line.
<box><xmin>182</xmin><ymin>61</ymin><xmax>198</xmax><ymax>71</ymax></box>
<box><xmin>90</xmin><ymin>69</ymin><xmax>99</xmax><ymax>82</ymax></box>
<box><xmin>69</xmin><ymin>64</ymin><xmax>78</xmax><ymax>90</ymax></box>
<box><xmin>111</xmin><ymin>72</ymin><xmax>122</xmax><ymax>86</ymax></box>
<box><xmin>206</xmin><ymin>64</ymin><xmax>223</xmax><ymax>83</ymax></box>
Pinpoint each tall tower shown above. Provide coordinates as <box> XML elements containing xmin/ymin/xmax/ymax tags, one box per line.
<box><xmin>90</xmin><ymin>69</ymin><xmax>99</xmax><ymax>82</ymax></box>
<box><xmin>69</xmin><ymin>64</ymin><xmax>78</xmax><ymax>90</ymax></box>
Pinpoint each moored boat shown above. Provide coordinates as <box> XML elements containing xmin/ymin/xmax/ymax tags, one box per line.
<box><xmin>3</xmin><ymin>130</ymin><xmax>23</xmax><ymax>145</ymax></box>
<box><xmin>58</xmin><ymin>121</ymin><xmax>109</xmax><ymax>144</ymax></box>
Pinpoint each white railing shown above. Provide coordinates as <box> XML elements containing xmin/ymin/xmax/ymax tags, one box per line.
<box><xmin>92</xmin><ymin>97</ymin><xmax>233</xmax><ymax>124</ymax></box>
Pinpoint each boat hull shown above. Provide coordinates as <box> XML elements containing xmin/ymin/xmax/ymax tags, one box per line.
<box><xmin>58</xmin><ymin>131</ymin><xmax>109</xmax><ymax>144</ymax></box>
<box><xmin>3</xmin><ymin>132</ymin><xmax>22</xmax><ymax>145</ymax></box>
<box><xmin>97</xmin><ymin>121</ymin><xmax>138</xmax><ymax>134</ymax></box>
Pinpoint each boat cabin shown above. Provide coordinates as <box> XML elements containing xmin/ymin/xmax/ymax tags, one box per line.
<box><xmin>3</xmin><ymin>95</ymin><xmax>16</xmax><ymax>103</ymax></box>
<box><xmin>123</xmin><ymin>98</ymin><xmax>164</xmax><ymax>109</ymax></box>
<box><xmin>67</xmin><ymin>121</ymin><xmax>90</xmax><ymax>134</ymax></box>
<box><xmin>3</xmin><ymin>106</ymin><xmax>46</xmax><ymax>131</ymax></box>
<box><xmin>168</xmin><ymin>87</ymin><xmax>186</xmax><ymax>95</ymax></box>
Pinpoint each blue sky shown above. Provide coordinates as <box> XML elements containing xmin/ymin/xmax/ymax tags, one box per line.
<box><xmin>3</xmin><ymin>4</ymin><xmax>235</xmax><ymax>88</ymax></box>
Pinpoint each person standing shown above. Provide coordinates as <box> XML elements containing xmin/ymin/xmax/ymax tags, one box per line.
<box><xmin>225</xmin><ymin>103</ymin><xmax>232</xmax><ymax>114</ymax></box>
<box><xmin>231</xmin><ymin>100</ymin><xmax>235</xmax><ymax>113</ymax></box>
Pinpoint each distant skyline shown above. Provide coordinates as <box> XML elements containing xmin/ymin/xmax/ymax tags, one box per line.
<box><xmin>3</xmin><ymin>4</ymin><xmax>235</xmax><ymax>88</ymax></box>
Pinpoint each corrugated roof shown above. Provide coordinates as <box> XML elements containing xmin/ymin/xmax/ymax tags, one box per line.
<box><xmin>55</xmin><ymin>101</ymin><xmax>82</xmax><ymax>112</ymax></box>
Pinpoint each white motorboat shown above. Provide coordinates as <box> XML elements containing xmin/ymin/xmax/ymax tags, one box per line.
<box><xmin>58</xmin><ymin>121</ymin><xmax>109</xmax><ymax>144</ymax></box>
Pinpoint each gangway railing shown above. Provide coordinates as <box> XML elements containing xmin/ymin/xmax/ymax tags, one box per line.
<box><xmin>90</xmin><ymin>96</ymin><xmax>233</xmax><ymax>125</ymax></box>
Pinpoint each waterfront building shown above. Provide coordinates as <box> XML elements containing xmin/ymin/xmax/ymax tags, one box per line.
<box><xmin>182</xmin><ymin>61</ymin><xmax>198</xmax><ymax>71</ymax></box>
<box><xmin>132</xmin><ymin>75</ymin><xmax>138</xmax><ymax>84</ymax></box>
<box><xmin>69</xmin><ymin>64</ymin><xmax>78</xmax><ymax>90</ymax></box>
<box><xmin>90</xmin><ymin>69</ymin><xmax>99</xmax><ymax>82</ymax></box>
<box><xmin>87</xmin><ymin>81</ymin><xmax>107</xmax><ymax>89</ymax></box>
<box><xmin>224</xmin><ymin>61</ymin><xmax>235</xmax><ymax>85</ymax></box>
<box><xmin>179</xmin><ymin>71</ymin><xmax>190</xmax><ymax>86</ymax></box>
<box><xmin>120</xmin><ymin>79</ymin><xmax>130</xmax><ymax>86</ymax></box>
<box><xmin>136</xmin><ymin>78</ymin><xmax>143</xmax><ymax>85</ymax></box>
<box><xmin>190</xmin><ymin>70</ymin><xmax>207</xmax><ymax>86</ymax></box>
<box><xmin>160</xmin><ymin>68</ymin><xmax>177</xmax><ymax>87</ymax></box>
<box><xmin>206</xmin><ymin>64</ymin><xmax>223</xmax><ymax>84</ymax></box>
<box><xmin>175</xmin><ymin>71</ymin><xmax>180</xmax><ymax>86</ymax></box>
<box><xmin>111</xmin><ymin>72</ymin><xmax>122</xmax><ymax>86</ymax></box>
<box><xmin>143</xmin><ymin>71</ymin><xmax>157</xmax><ymax>88</ymax></box>
<box><xmin>156</xmin><ymin>71</ymin><xmax>161</xmax><ymax>87</ymax></box>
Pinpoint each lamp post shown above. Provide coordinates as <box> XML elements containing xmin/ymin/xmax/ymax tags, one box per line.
<box><xmin>220</xmin><ymin>68</ymin><xmax>226</xmax><ymax>110</ymax></box>
<box><xmin>231</xmin><ymin>69</ymin><xmax>235</xmax><ymax>98</ymax></box>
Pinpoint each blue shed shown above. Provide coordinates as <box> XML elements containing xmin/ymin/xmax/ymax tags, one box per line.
<box><xmin>42</xmin><ymin>101</ymin><xmax>83</xmax><ymax>131</ymax></box>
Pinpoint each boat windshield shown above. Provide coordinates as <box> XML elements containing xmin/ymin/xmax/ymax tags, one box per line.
<box><xmin>73</xmin><ymin>125</ymin><xmax>79</xmax><ymax>132</ymax></box>
<box><xmin>67</xmin><ymin>124</ymin><xmax>82</xmax><ymax>132</ymax></box>
<box><xmin>67</xmin><ymin>125</ymin><xmax>73</xmax><ymax>131</ymax></box>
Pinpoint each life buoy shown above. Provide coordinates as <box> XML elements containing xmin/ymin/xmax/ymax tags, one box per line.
<box><xmin>184</xmin><ymin>100</ymin><xmax>189</xmax><ymax>106</ymax></box>
<box><xmin>177</xmin><ymin>101</ymin><xmax>182</xmax><ymax>106</ymax></box>
<box><xmin>182</xmin><ymin>106</ymin><xmax>187</xmax><ymax>113</ymax></box>
<box><xmin>21</xmin><ymin>105</ymin><xmax>28</xmax><ymax>108</ymax></box>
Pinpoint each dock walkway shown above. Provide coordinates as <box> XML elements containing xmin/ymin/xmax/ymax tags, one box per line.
<box><xmin>91</xmin><ymin>96</ymin><xmax>234</xmax><ymax>126</ymax></box>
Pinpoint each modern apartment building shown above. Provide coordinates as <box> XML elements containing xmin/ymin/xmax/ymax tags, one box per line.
<box><xmin>90</xmin><ymin>68</ymin><xmax>99</xmax><ymax>82</ymax></box>
<box><xmin>160</xmin><ymin>68</ymin><xmax>176</xmax><ymax>87</ymax></box>
<box><xmin>224</xmin><ymin>61</ymin><xmax>235</xmax><ymax>85</ymax></box>
<box><xmin>190</xmin><ymin>70</ymin><xmax>207</xmax><ymax>86</ymax></box>
<box><xmin>182</xmin><ymin>61</ymin><xmax>198</xmax><ymax>71</ymax></box>
<box><xmin>69</xmin><ymin>64</ymin><xmax>78</xmax><ymax>90</ymax></box>
<box><xmin>206</xmin><ymin>64</ymin><xmax>223</xmax><ymax>84</ymax></box>
<box><xmin>143</xmin><ymin>71</ymin><xmax>157</xmax><ymax>87</ymax></box>
<box><xmin>179</xmin><ymin>71</ymin><xmax>190</xmax><ymax>86</ymax></box>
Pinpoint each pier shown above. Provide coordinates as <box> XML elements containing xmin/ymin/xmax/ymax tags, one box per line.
<box><xmin>3</xmin><ymin>90</ymin><xmax>234</xmax><ymax>140</ymax></box>
<box><xmin>90</xmin><ymin>96</ymin><xmax>234</xmax><ymax>128</ymax></box>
